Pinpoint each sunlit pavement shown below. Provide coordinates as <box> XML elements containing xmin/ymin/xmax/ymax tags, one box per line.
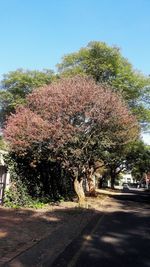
<box><xmin>52</xmin><ymin>190</ymin><xmax>150</xmax><ymax>267</ymax></box>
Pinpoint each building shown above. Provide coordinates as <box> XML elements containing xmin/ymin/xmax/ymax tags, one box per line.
<box><xmin>0</xmin><ymin>150</ymin><xmax>10</xmax><ymax>204</ymax></box>
<box><xmin>121</xmin><ymin>172</ymin><xmax>134</xmax><ymax>185</ymax></box>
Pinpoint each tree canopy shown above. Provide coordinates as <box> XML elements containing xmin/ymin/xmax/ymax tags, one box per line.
<box><xmin>0</xmin><ymin>69</ymin><xmax>55</xmax><ymax>126</ymax></box>
<box><xmin>57</xmin><ymin>41</ymin><xmax>150</xmax><ymax>124</ymax></box>
<box><xmin>4</xmin><ymin>76</ymin><xmax>139</xmax><ymax>199</ymax></box>
<box><xmin>125</xmin><ymin>141</ymin><xmax>150</xmax><ymax>180</ymax></box>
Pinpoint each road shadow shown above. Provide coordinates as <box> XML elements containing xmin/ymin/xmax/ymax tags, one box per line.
<box><xmin>1</xmin><ymin>190</ymin><xmax>150</xmax><ymax>267</ymax></box>
<box><xmin>52</xmin><ymin>191</ymin><xmax>150</xmax><ymax>267</ymax></box>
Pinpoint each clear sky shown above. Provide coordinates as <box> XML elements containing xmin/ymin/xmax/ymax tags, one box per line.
<box><xmin>0</xmin><ymin>0</ymin><xmax>150</xmax><ymax>143</ymax></box>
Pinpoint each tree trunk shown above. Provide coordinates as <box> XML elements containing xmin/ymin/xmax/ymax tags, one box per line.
<box><xmin>111</xmin><ymin>174</ymin><xmax>115</xmax><ymax>189</ymax></box>
<box><xmin>87</xmin><ymin>174</ymin><xmax>97</xmax><ymax>196</ymax></box>
<box><xmin>99</xmin><ymin>177</ymin><xmax>103</xmax><ymax>188</ymax></box>
<box><xmin>87</xmin><ymin>166</ymin><xmax>97</xmax><ymax>197</ymax></box>
<box><xmin>74</xmin><ymin>177</ymin><xmax>85</xmax><ymax>203</ymax></box>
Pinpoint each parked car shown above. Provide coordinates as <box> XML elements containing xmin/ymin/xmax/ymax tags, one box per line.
<box><xmin>122</xmin><ymin>183</ymin><xmax>130</xmax><ymax>190</ymax></box>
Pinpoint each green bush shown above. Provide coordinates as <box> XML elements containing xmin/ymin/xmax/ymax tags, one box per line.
<box><xmin>4</xmin><ymin>182</ymin><xmax>53</xmax><ymax>208</ymax></box>
<box><xmin>4</xmin><ymin>181</ymin><xmax>33</xmax><ymax>208</ymax></box>
<box><xmin>3</xmin><ymin>153</ymin><xmax>74</xmax><ymax>208</ymax></box>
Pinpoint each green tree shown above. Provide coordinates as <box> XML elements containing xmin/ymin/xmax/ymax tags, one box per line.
<box><xmin>57</xmin><ymin>41</ymin><xmax>150</xmax><ymax>124</ymax></box>
<box><xmin>91</xmin><ymin>126</ymin><xmax>140</xmax><ymax>188</ymax></box>
<box><xmin>0</xmin><ymin>69</ymin><xmax>55</xmax><ymax>126</ymax></box>
<box><xmin>125</xmin><ymin>141</ymin><xmax>150</xmax><ymax>180</ymax></box>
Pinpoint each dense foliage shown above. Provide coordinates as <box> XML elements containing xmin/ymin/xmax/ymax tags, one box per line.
<box><xmin>4</xmin><ymin>76</ymin><xmax>139</xmax><ymax>200</ymax></box>
<box><xmin>1</xmin><ymin>40</ymin><xmax>149</xmax><ymax>205</ymax></box>
<box><xmin>57</xmin><ymin>41</ymin><xmax>150</xmax><ymax>124</ymax></box>
<box><xmin>0</xmin><ymin>69</ymin><xmax>55</xmax><ymax>127</ymax></box>
<box><xmin>125</xmin><ymin>141</ymin><xmax>150</xmax><ymax>180</ymax></box>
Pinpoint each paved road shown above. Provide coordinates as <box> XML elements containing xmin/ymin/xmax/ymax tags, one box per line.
<box><xmin>53</xmin><ymin>189</ymin><xmax>150</xmax><ymax>267</ymax></box>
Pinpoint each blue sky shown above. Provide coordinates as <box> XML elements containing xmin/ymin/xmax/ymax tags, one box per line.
<box><xmin>0</xmin><ymin>0</ymin><xmax>150</xmax><ymax>76</ymax></box>
<box><xmin>0</xmin><ymin>0</ymin><xmax>150</xmax><ymax>143</ymax></box>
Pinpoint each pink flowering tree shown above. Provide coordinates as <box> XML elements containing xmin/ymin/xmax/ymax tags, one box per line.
<box><xmin>4</xmin><ymin>76</ymin><xmax>139</xmax><ymax>202</ymax></box>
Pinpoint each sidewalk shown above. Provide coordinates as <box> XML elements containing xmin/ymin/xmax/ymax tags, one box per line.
<box><xmin>0</xmin><ymin>194</ymin><xmax>108</xmax><ymax>267</ymax></box>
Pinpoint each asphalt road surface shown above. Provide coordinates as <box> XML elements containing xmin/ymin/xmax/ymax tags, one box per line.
<box><xmin>52</xmin><ymin>189</ymin><xmax>150</xmax><ymax>267</ymax></box>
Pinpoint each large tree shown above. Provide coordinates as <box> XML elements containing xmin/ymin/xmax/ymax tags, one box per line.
<box><xmin>57</xmin><ymin>41</ymin><xmax>150</xmax><ymax>124</ymax></box>
<box><xmin>4</xmin><ymin>76</ymin><xmax>138</xmax><ymax>201</ymax></box>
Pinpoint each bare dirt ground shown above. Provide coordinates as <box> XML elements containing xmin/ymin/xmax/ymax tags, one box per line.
<box><xmin>0</xmin><ymin>191</ymin><xmax>108</xmax><ymax>265</ymax></box>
